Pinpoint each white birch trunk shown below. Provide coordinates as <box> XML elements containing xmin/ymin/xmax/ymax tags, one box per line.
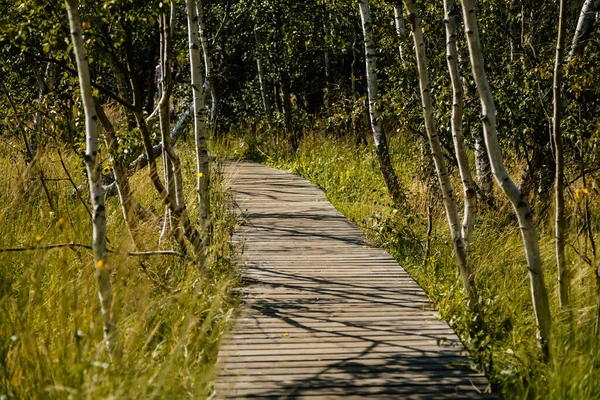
<box><xmin>197</xmin><ymin>0</ymin><xmax>217</xmax><ymax>124</ymax></box>
<box><xmin>553</xmin><ymin>0</ymin><xmax>568</xmax><ymax>307</ymax></box>
<box><xmin>26</xmin><ymin>62</ymin><xmax>56</xmax><ymax>184</ymax></box>
<box><xmin>65</xmin><ymin>0</ymin><xmax>117</xmax><ymax>357</ymax></box>
<box><xmin>461</xmin><ymin>0</ymin><xmax>551</xmax><ymax>351</ymax></box>
<box><xmin>32</xmin><ymin>63</ymin><xmax>56</xmax><ymax>151</ymax></box>
<box><xmin>254</xmin><ymin>26</ymin><xmax>272</xmax><ymax>126</ymax></box>
<box><xmin>187</xmin><ymin>0</ymin><xmax>210</xmax><ymax>235</ymax></box>
<box><xmin>475</xmin><ymin>132</ymin><xmax>493</xmax><ymax>198</ymax></box>
<box><xmin>393</xmin><ymin>6</ymin><xmax>405</xmax><ymax>61</ymax></box>
<box><xmin>403</xmin><ymin>0</ymin><xmax>477</xmax><ymax>308</ymax></box>
<box><xmin>197</xmin><ymin>0</ymin><xmax>212</xmax><ymax>228</ymax></box>
<box><xmin>158</xmin><ymin>12</ymin><xmax>174</xmax><ymax>245</ymax></box>
<box><xmin>568</xmin><ymin>0</ymin><xmax>600</xmax><ymax>62</ymax></box>
<box><xmin>94</xmin><ymin>101</ymin><xmax>139</xmax><ymax>245</ymax></box>
<box><xmin>358</xmin><ymin>0</ymin><xmax>402</xmax><ymax>205</ymax></box>
<box><xmin>159</xmin><ymin>6</ymin><xmax>189</xmax><ymax>250</ymax></box>
<box><xmin>443</xmin><ymin>0</ymin><xmax>478</xmax><ymax>254</ymax></box>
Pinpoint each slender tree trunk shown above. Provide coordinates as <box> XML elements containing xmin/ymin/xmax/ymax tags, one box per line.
<box><xmin>404</xmin><ymin>0</ymin><xmax>478</xmax><ymax>313</ymax></box>
<box><xmin>461</xmin><ymin>0</ymin><xmax>552</xmax><ymax>353</ymax></box>
<box><xmin>31</xmin><ymin>63</ymin><xmax>56</xmax><ymax>156</ymax></box>
<box><xmin>111</xmin><ymin>63</ymin><xmax>136</xmax><ymax>130</ymax></box>
<box><xmin>103</xmin><ymin>60</ymin><xmax>141</xmax><ymax>242</ymax></box>
<box><xmin>443</xmin><ymin>0</ymin><xmax>478</xmax><ymax>254</ymax></box>
<box><xmin>274</xmin><ymin>82</ymin><xmax>283</xmax><ymax>113</ymax></box>
<box><xmin>351</xmin><ymin>32</ymin><xmax>365</xmax><ymax>145</ymax></box>
<box><xmin>26</xmin><ymin>63</ymin><xmax>56</xmax><ymax>184</ymax></box>
<box><xmin>135</xmin><ymin>114</ymin><xmax>203</xmax><ymax>257</ymax></box>
<box><xmin>323</xmin><ymin>16</ymin><xmax>331</xmax><ymax>111</ymax></box>
<box><xmin>187</xmin><ymin>0</ymin><xmax>210</xmax><ymax>237</ymax></box>
<box><xmin>393</xmin><ymin>5</ymin><xmax>405</xmax><ymax>61</ymax></box>
<box><xmin>568</xmin><ymin>0</ymin><xmax>600</xmax><ymax>62</ymax></box>
<box><xmin>281</xmin><ymin>72</ymin><xmax>296</xmax><ymax>150</ymax></box>
<box><xmin>475</xmin><ymin>131</ymin><xmax>493</xmax><ymax>199</ymax></box>
<box><xmin>65</xmin><ymin>0</ymin><xmax>117</xmax><ymax>358</ymax></box>
<box><xmin>125</xmin><ymin>104</ymin><xmax>192</xmax><ymax>174</ymax></box>
<box><xmin>197</xmin><ymin>0</ymin><xmax>217</xmax><ymax>126</ymax></box>
<box><xmin>358</xmin><ymin>0</ymin><xmax>403</xmax><ymax>206</ymax></box>
<box><xmin>596</xmin><ymin>266</ymin><xmax>600</xmax><ymax>335</ymax></box>
<box><xmin>423</xmin><ymin>192</ymin><xmax>434</xmax><ymax>267</ymax></box>
<box><xmin>120</xmin><ymin>15</ymin><xmax>202</xmax><ymax>258</ymax></box>
<box><xmin>145</xmin><ymin>31</ymin><xmax>159</xmax><ymax>116</ymax></box>
<box><xmin>553</xmin><ymin>0</ymin><xmax>568</xmax><ymax>308</ymax></box>
<box><xmin>254</xmin><ymin>25</ymin><xmax>273</xmax><ymax>127</ymax></box>
<box><xmin>463</xmin><ymin>67</ymin><xmax>494</xmax><ymax>200</ymax></box>
<box><xmin>158</xmin><ymin>12</ymin><xmax>174</xmax><ymax>245</ymax></box>
<box><xmin>94</xmin><ymin>101</ymin><xmax>139</xmax><ymax>245</ymax></box>
<box><xmin>159</xmin><ymin>6</ymin><xmax>188</xmax><ymax>251</ymax></box>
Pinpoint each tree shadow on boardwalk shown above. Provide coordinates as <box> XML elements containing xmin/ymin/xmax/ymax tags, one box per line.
<box><xmin>218</xmin><ymin>263</ymin><xmax>496</xmax><ymax>399</ymax></box>
<box><xmin>218</xmin><ymin>161</ymin><xmax>495</xmax><ymax>399</ymax></box>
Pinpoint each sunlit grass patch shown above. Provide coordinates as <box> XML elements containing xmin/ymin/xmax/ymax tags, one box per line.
<box><xmin>0</xmin><ymin>141</ymin><xmax>239</xmax><ymax>399</ymax></box>
<box><xmin>214</xmin><ymin>128</ymin><xmax>600</xmax><ymax>399</ymax></box>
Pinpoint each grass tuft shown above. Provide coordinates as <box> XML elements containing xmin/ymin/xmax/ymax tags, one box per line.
<box><xmin>0</xmin><ymin>142</ymin><xmax>239</xmax><ymax>399</ymax></box>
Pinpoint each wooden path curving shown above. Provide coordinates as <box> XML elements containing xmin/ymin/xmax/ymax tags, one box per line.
<box><xmin>216</xmin><ymin>160</ymin><xmax>494</xmax><ymax>399</ymax></box>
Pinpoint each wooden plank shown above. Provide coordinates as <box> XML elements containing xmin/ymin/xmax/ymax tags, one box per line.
<box><xmin>216</xmin><ymin>160</ymin><xmax>494</xmax><ymax>399</ymax></box>
<box><xmin>218</xmin><ymin>355</ymin><xmax>474</xmax><ymax>370</ymax></box>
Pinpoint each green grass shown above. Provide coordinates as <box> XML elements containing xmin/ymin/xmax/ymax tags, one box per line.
<box><xmin>0</xmin><ymin>142</ymin><xmax>239</xmax><ymax>399</ymax></box>
<box><xmin>214</xmin><ymin>129</ymin><xmax>600</xmax><ymax>399</ymax></box>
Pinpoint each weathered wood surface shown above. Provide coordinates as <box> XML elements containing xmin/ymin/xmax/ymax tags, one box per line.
<box><xmin>216</xmin><ymin>160</ymin><xmax>494</xmax><ymax>399</ymax></box>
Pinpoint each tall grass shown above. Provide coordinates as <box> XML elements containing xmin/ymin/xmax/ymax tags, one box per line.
<box><xmin>214</xmin><ymin>129</ymin><xmax>600</xmax><ymax>399</ymax></box>
<box><xmin>0</xmin><ymin>142</ymin><xmax>239</xmax><ymax>399</ymax></box>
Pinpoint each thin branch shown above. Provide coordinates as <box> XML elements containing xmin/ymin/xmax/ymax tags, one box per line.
<box><xmin>567</xmin><ymin>240</ymin><xmax>593</xmax><ymax>266</ymax></box>
<box><xmin>21</xmin><ymin>50</ymin><xmax>135</xmax><ymax>111</ymax></box>
<box><xmin>128</xmin><ymin>250</ymin><xmax>184</xmax><ymax>257</ymax></box>
<box><xmin>0</xmin><ymin>242</ymin><xmax>183</xmax><ymax>257</ymax></box>
<box><xmin>211</xmin><ymin>1</ymin><xmax>230</xmax><ymax>46</ymax></box>
<box><xmin>55</xmin><ymin>140</ymin><xmax>93</xmax><ymax>221</ymax></box>
<box><xmin>568</xmin><ymin>167</ymin><xmax>600</xmax><ymax>186</ymax></box>
<box><xmin>0</xmin><ymin>243</ymin><xmax>94</xmax><ymax>252</ymax></box>
<box><xmin>0</xmin><ymin>80</ymin><xmax>32</xmax><ymax>159</ymax></box>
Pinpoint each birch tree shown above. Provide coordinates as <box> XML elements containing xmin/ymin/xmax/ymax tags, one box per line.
<box><xmin>31</xmin><ymin>63</ymin><xmax>56</xmax><ymax>156</ymax></box>
<box><xmin>187</xmin><ymin>0</ymin><xmax>210</xmax><ymax>236</ymax></box>
<box><xmin>443</xmin><ymin>0</ymin><xmax>477</xmax><ymax>254</ymax></box>
<box><xmin>392</xmin><ymin>4</ymin><xmax>405</xmax><ymax>61</ymax></box>
<box><xmin>474</xmin><ymin>131</ymin><xmax>493</xmax><ymax>200</ymax></box>
<box><xmin>158</xmin><ymin>4</ymin><xmax>188</xmax><ymax>250</ymax></box>
<box><xmin>197</xmin><ymin>0</ymin><xmax>212</xmax><ymax>232</ymax></box>
<box><xmin>461</xmin><ymin>0</ymin><xmax>552</xmax><ymax>352</ymax></box>
<box><xmin>196</xmin><ymin>0</ymin><xmax>217</xmax><ymax>125</ymax></box>
<box><xmin>254</xmin><ymin>25</ymin><xmax>273</xmax><ymax>127</ymax></box>
<box><xmin>95</xmin><ymin>101</ymin><xmax>140</xmax><ymax>244</ymax></box>
<box><xmin>358</xmin><ymin>0</ymin><xmax>403</xmax><ymax>206</ymax></box>
<box><xmin>568</xmin><ymin>0</ymin><xmax>600</xmax><ymax>62</ymax></box>
<box><xmin>65</xmin><ymin>0</ymin><xmax>117</xmax><ymax>357</ymax></box>
<box><xmin>403</xmin><ymin>0</ymin><xmax>478</xmax><ymax>314</ymax></box>
<box><xmin>553</xmin><ymin>0</ymin><xmax>568</xmax><ymax>307</ymax></box>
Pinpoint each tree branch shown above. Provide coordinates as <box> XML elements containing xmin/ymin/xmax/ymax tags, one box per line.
<box><xmin>0</xmin><ymin>242</ymin><xmax>183</xmax><ymax>257</ymax></box>
<box><xmin>21</xmin><ymin>50</ymin><xmax>136</xmax><ymax>111</ymax></box>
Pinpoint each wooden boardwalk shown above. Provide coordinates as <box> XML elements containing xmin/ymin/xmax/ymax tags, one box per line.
<box><xmin>216</xmin><ymin>160</ymin><xmax>494</xmax><ymax>399</ymax></box>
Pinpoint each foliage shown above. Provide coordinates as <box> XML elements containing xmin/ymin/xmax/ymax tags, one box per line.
<box><xmin>2</xmin><ymin>0</ymin><xmax>600</xmax><ymax>397</ymax></box>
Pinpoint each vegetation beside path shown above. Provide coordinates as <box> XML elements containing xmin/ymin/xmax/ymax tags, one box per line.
<box><xmin>215</xmin><ymin>131</ymin><xmax>600</xmax><ymax>399</ymax></box>
<box><xmin>0</xmin><ymin>144</ymin><xmax>239</xmax><ymax>399</ymax></box>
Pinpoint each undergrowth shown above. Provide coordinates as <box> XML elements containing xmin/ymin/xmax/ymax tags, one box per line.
<box><xmin>0</xmin><ymin>142</ymin><xmax>239</xmax><ymax>399</ymax></box>
<box><xmin>214</xmin><ymin>129</ymin><xmax>600</xmax><ymax>399</ymax></box>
